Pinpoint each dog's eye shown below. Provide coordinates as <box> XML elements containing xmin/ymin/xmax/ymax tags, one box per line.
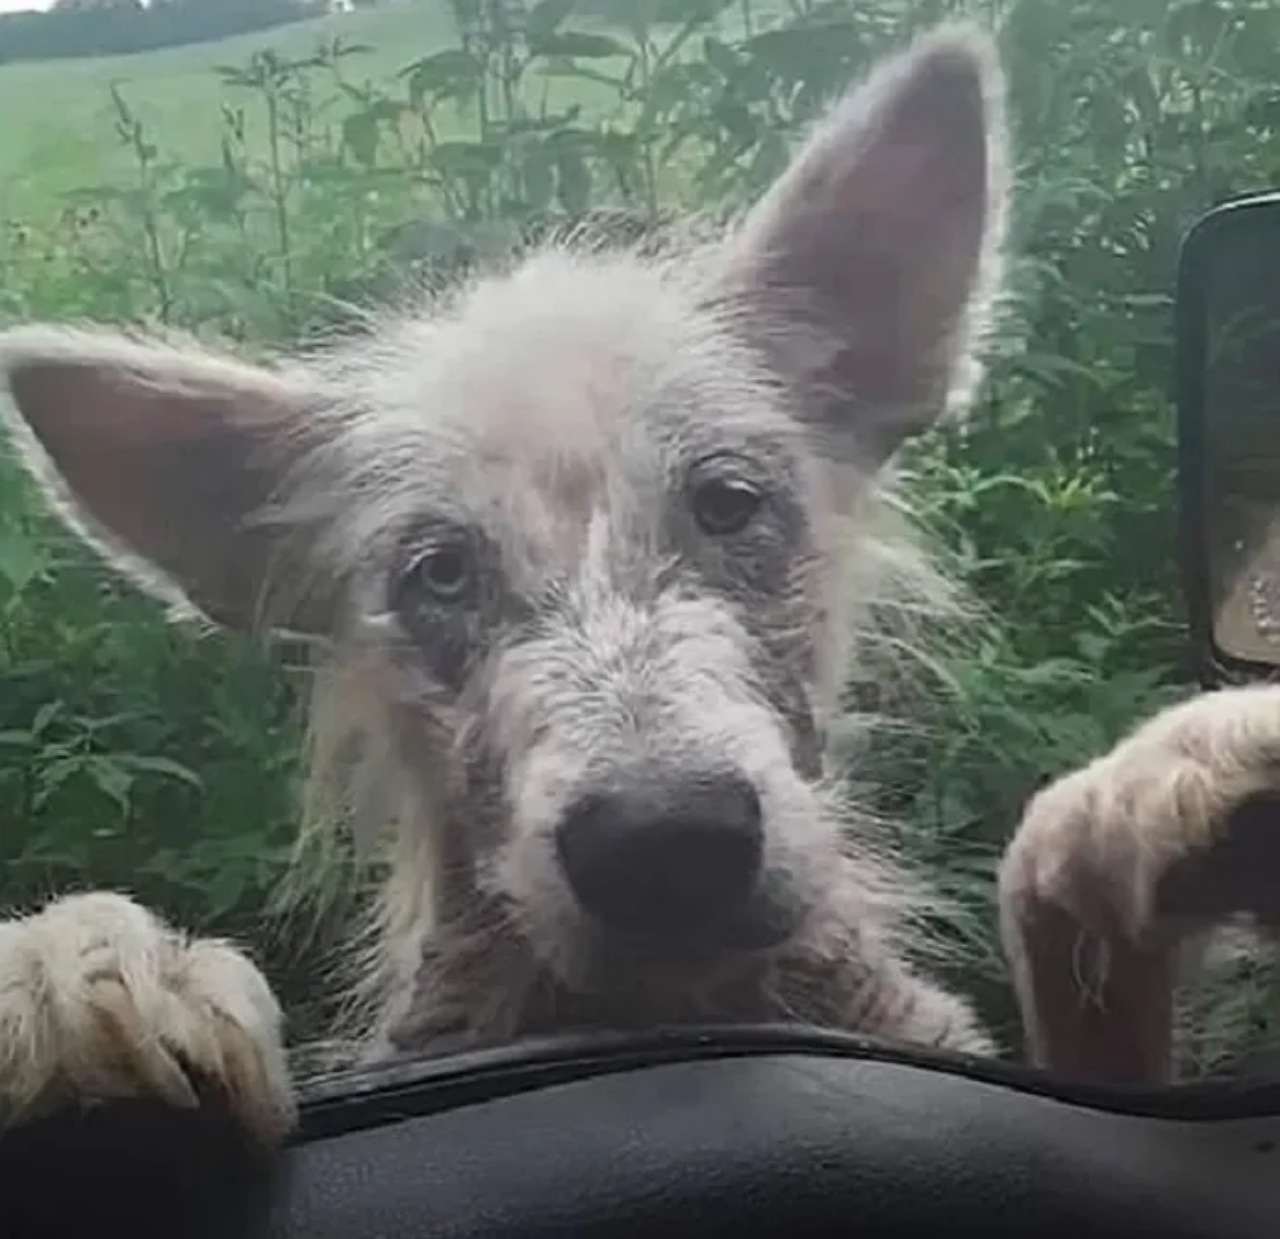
<box><xmin>691</xmin><ymin>477</ymin><xmax>764</xmax><ymax>536</ymax></box>
<box><xmin>399</xmin><ymin>544</ymin><xmax>476</xmax><ymax>605</ymax></box>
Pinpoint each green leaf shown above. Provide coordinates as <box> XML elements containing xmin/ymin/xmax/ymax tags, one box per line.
<box><xmin>0</xmin><ymin>527</ymin><xmax>45</xmax><ymax>595</ymax></box>
<box><xmin>31</xmin><ymin>701</ymin><xmax>62</xmax><ymax>738</ymax></box>
<box><xmin>342</xmin><ymin>111</ymin><xmax>381</xmax><ymax>170</ymax></box>
<box><xmin>34</xmin><ymin>755</ymin><xmax>83</xmax><ymax>810</ymax></box>
<box><xmin>529</xmin><ymin>31</ymin><xmax>630</xmax><ymax>59</ymax></box>
<box><xmin>400</xmin><ymin>49</ymin><xmax>484</xmax><ymax>108</ymax></box>
<box><xmin>430</xmin><ymin>140</ymin><xmax>503</xmax><ymax>178</ymax></box>
<box><xmin>205</xmin><ymin>865</ymin><xmax>248</xmax><ymax>919</ymax></box>
<box><xmin>111</xmin><ymin>753</ymin><xmax>204</xmax><ymax>790</ymax></box>
<box><xmin>527</xmin><ymin>0</ymin><xmax>577</xmax><ymax>42</ymax></box>
<box><xmin>702</xmin><ymin>35</ymin><xmax>740</xmax><ymax>79</ymax></box>
<box><xmin>85</xmin><ymin>756</ymin><xmax>133</xmax><ymax>815</ymax></box>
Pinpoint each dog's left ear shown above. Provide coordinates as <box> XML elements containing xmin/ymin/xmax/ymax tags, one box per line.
<box><xmin>718</xmin><ymin>22</ymin><xmax>1009</xmax><ymax>467</ymax></box>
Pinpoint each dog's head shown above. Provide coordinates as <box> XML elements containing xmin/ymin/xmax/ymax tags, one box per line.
<box><xmin>0</xmin><ymin>24</ymin><xmax>1009</xmax><ymax>996</ymax></box>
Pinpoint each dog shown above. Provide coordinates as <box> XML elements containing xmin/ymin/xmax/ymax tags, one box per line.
<box><xmin>0</xmin><ymin>21</ymin><xmax>1265</xmax><ymax>1148</ymax></box>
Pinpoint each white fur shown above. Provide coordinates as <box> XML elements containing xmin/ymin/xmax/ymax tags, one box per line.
<box><xmin>0</xmin><ymin>892</ymin><xmax>293</xmax><ymax>1140</ymax></box>
<box><xmin>0</xmin><ymin>21</ymin><xmax>1017</xmax><ymax>1138</ymax></box>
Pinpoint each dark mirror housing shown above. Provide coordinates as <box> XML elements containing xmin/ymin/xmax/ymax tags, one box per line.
<box><xmin>1179</xmin><ymin>191</ymin><xmax>1280</xmax><ymax>687</ymax></box>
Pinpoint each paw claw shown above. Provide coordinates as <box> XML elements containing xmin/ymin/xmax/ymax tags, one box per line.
<box><xmin>0</xmin><ymin>892</ymin><xmax>294</xmax><ymax>1144</ymax></box>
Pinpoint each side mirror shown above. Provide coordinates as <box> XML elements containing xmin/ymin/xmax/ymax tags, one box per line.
<box><xmin>1178</xmin><ymin>191</ymin><xmax>1280</xmax><ymax>687</ymax></box>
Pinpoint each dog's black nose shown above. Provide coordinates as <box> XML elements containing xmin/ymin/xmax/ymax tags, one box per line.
<box><xmin>555</xmin><ymin>771</ymin><xmax>764</xmax><ymax>936</ymax></box>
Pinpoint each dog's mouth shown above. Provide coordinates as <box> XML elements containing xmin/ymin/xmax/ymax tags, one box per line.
<box><xmin>579</xmin><ymin>879</ymin><xmax>802</xmax><ymax>964</ymax></box>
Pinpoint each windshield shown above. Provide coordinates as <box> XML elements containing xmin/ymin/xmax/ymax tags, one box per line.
<box><xmin>1</xmin><ymin>0</ymin><xmax>1277</xmax><ymax>1110</ymax></box>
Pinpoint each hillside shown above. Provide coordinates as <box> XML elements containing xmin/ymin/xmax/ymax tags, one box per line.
<box><xmin>0</xmin><ymin>2</ymin><xmax>462</xmax><ymax>217</ymax></box>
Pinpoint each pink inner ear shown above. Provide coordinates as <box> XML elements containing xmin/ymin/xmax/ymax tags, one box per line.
<box><xmin>730</xmin><ymin>38</ymin><xmax>996</xmax><ymax>456</ymax></box>
<box><xmin>803</xmin><ymin>46</ymin><xmax>990</xmax><ymax>238</ymax></box>
<box><xmin>791</xmin><ymin>66</ymin><xmax>989</xmax><ymax>325</ymax></box>
<box><xmin>860</xmin><ymin>49</ymin><xmax>990</xmax><ymax>217</ymax></box>
<box><xmin>12</xmin><ymin>362</ymin><xmax>243</xmax><ymax>551</ymax></box>
<box><xmin>8</xmin><ymin>358</ymin><xmax>291</xmax><ymax>629</ymax></box>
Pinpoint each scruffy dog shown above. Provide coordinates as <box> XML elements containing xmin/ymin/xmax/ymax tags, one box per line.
<box><xmin>0</xmin><ymin>22</ymin><xmax>1268</xmax><ymax>1147</ymax></box>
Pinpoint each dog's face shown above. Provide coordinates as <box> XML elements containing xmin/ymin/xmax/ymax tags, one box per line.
<box><xmin>0</xmin><ymin>24</ymin><xmax>1007</xmax><ymax>991</ymax></box>
<box><xmin>353</xmin><ymin>255</ymin><xmax>846</xmax><ymax>979</ymax></box>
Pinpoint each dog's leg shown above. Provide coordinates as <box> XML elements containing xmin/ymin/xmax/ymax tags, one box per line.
<box><xmin>998</xmin><ymin>683</ymin><xmax>1280</xmax><ymax>1082</ymax></box>
<box><xmin>877</xmin><ymin>969</ymin><xmax>999</xmax><ymax>1058</ymax></box>
<box><xmin>0</xmin><ymin>890</ymin><xmax>294</xmax><ymax>1142</ymax></box>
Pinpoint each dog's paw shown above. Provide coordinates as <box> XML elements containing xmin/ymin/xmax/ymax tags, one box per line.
<box><xmin>997</xmin><ymin>684</ymin><xmax>1280</xmax><ymax>1080</ymax></box>
<box><xmin>0</xmin><ymin>891</ymin><xmax>294</xmax><ymax>1143</ymax></box>
<box><xmin>1000</xmin><ymin>684</ymin><xmax>1280</xmax><ymax>943</ymax></box>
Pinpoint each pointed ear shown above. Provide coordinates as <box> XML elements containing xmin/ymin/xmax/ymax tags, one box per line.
<box><xmin>717</xmin><ymin>22</ymin><xmax>1009</xmax><ymax>466</ymax></box>
<box><xmin>0</xmin><ymin>325</ymin><xmax>332</xmax><ymax>637</ymax></box>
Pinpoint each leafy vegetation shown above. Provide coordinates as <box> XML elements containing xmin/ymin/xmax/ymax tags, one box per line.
<box><xmin>0</xmin><ymin>0</ymin><xmax>1277</xmax><ymax>1069</ymax></box>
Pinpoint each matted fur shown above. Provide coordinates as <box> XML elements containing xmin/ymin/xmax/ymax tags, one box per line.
<box><xmin>278</xmin><ymin>462</ymin><xmax>989</xmax><ymax>1063</ymax></box>
<box><xmin>5</xmin><ymin>20</ymin><xmax>1271</xmax><ymax>1148</ymax></box>
<box><xmin>0</xmin><ymin>21</ymin><xmax>1011</xmax><ymax>1135</ymax></box>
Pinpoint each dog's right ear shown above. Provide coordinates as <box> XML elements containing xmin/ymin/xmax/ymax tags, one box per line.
<box><xmin>0</xmin><ymin>325</ymin><xmax>333</xmax><ymax>637</ymax></box>
<box><xmin>717</xmin><ymin>22</ymin><xmax>1010</xmax><ymax>470</ymax></box>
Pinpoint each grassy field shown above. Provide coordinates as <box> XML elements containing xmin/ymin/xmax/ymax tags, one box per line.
<box><xmin>0</xmin><ymin>1</ymin><xmax>618</xmax><ymax>219</ymax></box>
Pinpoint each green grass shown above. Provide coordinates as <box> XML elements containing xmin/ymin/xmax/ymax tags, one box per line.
<box><xmin>0</xmin><ymin>3</ymin><xmax>473</xmax><ymax>218</ymax></box>
<box><xmin>0</xmin><ymin>0</ymin><xmax>774</xmax><ymax>224</ymax></box>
